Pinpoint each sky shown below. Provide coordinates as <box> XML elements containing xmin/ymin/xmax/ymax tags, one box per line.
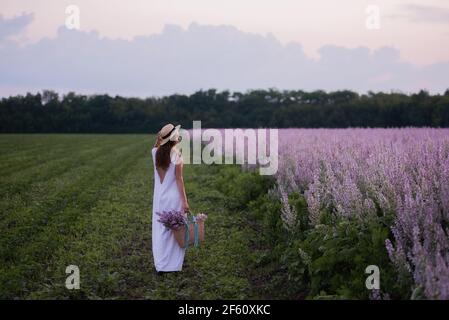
<box><xmin>0</xmin><ymin>0</ymin><xmax>448</xmax><ymax>97</ymax></box>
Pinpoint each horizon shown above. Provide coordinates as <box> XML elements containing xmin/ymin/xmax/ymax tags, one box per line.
<box><xmin>1</xmin><ymin>86</ymin><xmax>447</xmax><ymax>100</ymax></box>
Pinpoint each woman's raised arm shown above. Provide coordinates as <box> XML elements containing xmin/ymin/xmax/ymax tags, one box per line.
<box><xmin>153</xmin><ymin>134</ymin><xmax>162</xmax><ymax>148</ymax></box>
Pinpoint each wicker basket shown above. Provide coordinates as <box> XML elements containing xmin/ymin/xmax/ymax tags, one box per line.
<box><xmin>172</xmin><ymin>214</ymin><xmax>206</xmax><ymax>248</ymax></box>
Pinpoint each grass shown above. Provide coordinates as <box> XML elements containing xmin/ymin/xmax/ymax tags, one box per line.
<box><xmin>0</xmin><ymin>134</ymin><xmax>271</xmax><ymax>299</ymax></box>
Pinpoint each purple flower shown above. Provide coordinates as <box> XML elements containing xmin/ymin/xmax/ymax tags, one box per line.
<box><xmin>273</xmin><ymin>128</ymin><xmax>449</xmax><ymax>299</ymax></box>
<box><xmin>188</xmin><ymin>127</ymin><xmax>449</xmax><ymax>298</ymax></box>
<box><xmin>156</xmin><ymin>210</ymin><xmax>186</xmax><ymax>231</ymax></box>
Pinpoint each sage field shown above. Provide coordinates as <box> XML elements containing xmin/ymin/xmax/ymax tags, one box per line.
<box><xmin>2</xmin><ymin>130</ymin><xmax>449</xmax><ymax>300</ymax></box>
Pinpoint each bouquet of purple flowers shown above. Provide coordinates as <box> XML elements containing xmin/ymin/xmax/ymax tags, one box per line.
<box><xmin>156</xmin><ymin>210</ymin><xmax>186</xmax><ymax>231</ymax></box>
<box><xmin>157</xmin><ymin>210</ymin><xmax>208</xmax><ymax>248</ymax></box>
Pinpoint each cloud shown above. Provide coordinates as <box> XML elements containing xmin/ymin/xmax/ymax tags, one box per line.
<box><xmin>0</xmin><ymin>22</ymin><xmax>447</xmax><ymax>96</ymax></box>
<box><xmin>395</xmin><ymin>4</ymin><xmax>449</xmax><ymax>24</ymax></box>
<box><xmin>0</xmin><ymin>13</ymin><xmax>34</xmax><ymax>41</ymax></box>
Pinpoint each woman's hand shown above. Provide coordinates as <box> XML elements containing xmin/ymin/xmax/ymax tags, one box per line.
<box><xmin>182</xmin><ymin>201</ymin><xmax>190</xmax><ymax>213</ymax></box>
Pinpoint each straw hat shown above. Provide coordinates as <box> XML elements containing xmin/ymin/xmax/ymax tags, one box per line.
<box><xmin>158</xmin><ymin>123</ymin><xmax>181</xmax><ymax>146</ymax></box>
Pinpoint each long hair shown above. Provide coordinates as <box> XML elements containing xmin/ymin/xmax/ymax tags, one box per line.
<box><xmin>156</xmin><ymin>141</ymin><xmax>177</xmax><ymax>171</ymax></box>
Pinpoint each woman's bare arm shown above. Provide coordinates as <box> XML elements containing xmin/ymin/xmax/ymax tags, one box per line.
<box><xmin>175</xmin><ymin>159</ymin><xmax>189</xmax><ymax>213</ymax></box>
<box><xmin>153</xmin><ymin>134</ymin><xmax>162</xmax><ymax>148</ymax></box>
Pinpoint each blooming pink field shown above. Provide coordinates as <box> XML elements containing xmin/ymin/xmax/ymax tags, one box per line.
<box><xmin>276</xmin><ymin>128</ymin><xmax>449</xmax><ymax>299</ymax></box>
<box><xmin>189</xmin><ymin>127</ymin><xmax>449</xmax><ymax>298</ymax></box>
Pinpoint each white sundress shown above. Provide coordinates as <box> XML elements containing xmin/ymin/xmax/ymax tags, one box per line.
<box><xmin>151</xmin><ymin>147</ymin><xmax>186</xmax><ymax>272</ymax></box>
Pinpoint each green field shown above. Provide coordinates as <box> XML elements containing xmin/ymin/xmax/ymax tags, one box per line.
<box><xmin>0</xmin><ymin>134</ymin><xmax>272</xmax><ymax>299</ymax></box>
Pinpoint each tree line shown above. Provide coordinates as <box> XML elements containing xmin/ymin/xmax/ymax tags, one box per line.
<box><xmin>1</xmin><ymin>89</ymin><xmax>449</xmax><ymax>133</ymax></box>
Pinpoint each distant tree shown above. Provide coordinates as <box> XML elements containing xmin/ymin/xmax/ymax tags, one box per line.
<box><xmin>1</xmin><ymin>89</ymin><xmax>448</xmax><ymax>133</ymax></box>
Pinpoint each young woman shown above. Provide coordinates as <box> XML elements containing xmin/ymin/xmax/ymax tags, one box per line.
<box><xmin>151</xmin><ymin>123</ymin><xmax>189</xmax><ymax>272</ymax></box>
